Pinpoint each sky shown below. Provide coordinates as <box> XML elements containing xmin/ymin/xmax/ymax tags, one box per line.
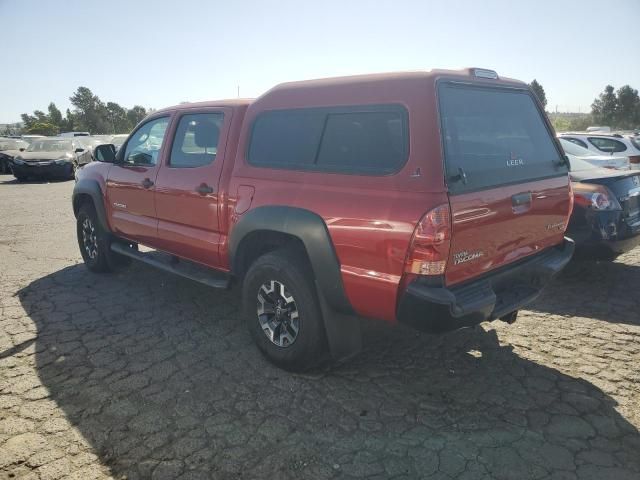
<box><xmin>1</xmin><ymin>0</ymin><xmax>639</xmax><ymax>123</ymax></box>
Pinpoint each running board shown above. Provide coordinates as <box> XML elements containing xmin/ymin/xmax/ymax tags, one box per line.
<box><xmin>110</xmin><ymin>243</ymin><xmax>230</xmax><ymax>289</ymax></box>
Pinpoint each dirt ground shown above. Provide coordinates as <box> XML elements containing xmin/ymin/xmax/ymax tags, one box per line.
<box><xmin>1</xmin><ymin>174</ymin><xmax>639</xmax><ymax>479</ymax></box>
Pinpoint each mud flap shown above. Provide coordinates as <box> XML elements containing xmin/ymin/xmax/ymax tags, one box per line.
<box><xmin>316</xmin><ymin>282</ymin><xmax>362</xmax><ymax>362</ymax></box>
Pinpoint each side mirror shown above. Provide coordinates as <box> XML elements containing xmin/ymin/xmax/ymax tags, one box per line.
<box><xmin>19</xmin><ymin>148</ymin><xmax>25</xmax><ymax>152</ymax></box>
<box><xmin>564</xmin><ymin>155</ymin><xmax>571</xmax><ymax>171</ymax></box>
<box><xmin>75</xmin><ymin>147</ymin><xmax>85</xmax><ymax>153</ymax></box>
<box><xmin>94</xmin><ymin>144</ymin><xmax>117</xmax><ymax>163</ymax></box>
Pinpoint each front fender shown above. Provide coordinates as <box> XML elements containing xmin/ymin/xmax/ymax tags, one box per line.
<box><xmin>72</xmin><ymin>178</ymin><xmax>110</xmax><ymax>233</ymax></box>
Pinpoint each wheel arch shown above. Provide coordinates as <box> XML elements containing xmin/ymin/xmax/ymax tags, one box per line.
<box><xmin>72</xmin><ymin>179</ymin><xmax>110</xmax><ymax>233</ymax></box>
<box><xmin>229</xmin><ymin>206</ymin><xmax>353</xmax><ymax>315</ymax></box>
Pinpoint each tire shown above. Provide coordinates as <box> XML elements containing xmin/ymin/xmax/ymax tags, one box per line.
<box><xmin>243</xmin><ymin>249</ymin><xmax>326</xmax><ymax>371</ymax></box>
<box><xmin>69</xmin><ymin>162</ymin><xmax>77</xmax><ymax>180</ymax></box>
<box><xmin>76</xmin><ymin>204</ymin><xmax>113</xmax><ymax>273</ymax></box>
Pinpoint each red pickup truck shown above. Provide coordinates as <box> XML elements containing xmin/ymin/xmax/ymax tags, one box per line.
<box><xmin>73</xmin><ymin>68</ymin><xmax>574</xmax><ymax>370</ymax></box>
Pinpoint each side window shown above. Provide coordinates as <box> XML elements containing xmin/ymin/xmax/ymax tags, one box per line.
<box><xmin>588</xmin><ymin>137</ymin><xmax>627</xmax><ymax>153</ymax></box>
<box><xmin>249</xmin><ymin>110</ymin><xmax>325</xmax><ymax>168</ymax></box>
<box><xmin>247</xmin><ymin>105</ymin><xmax>408</xmax><ymax>175</ymax></box>
<box><xmin>123</xmin><ymin>117</ymin><xmax>170</xmax><ymax>166</ymax></box>
<box><xmin>563</xmin><ymin>137</ymin><xmax>588</xmax><ymax>149</ymax></box>
<box><xmin>316</xmin><ymin>111</ymin><xmax>406</xmax><ymax>174</ymax></box>
<box><xmin>169</xmin><ymin>113</ymin><xmax>223</xmax><ymax>168</ymax></box>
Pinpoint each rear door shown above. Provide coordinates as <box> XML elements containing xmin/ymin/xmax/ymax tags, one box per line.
<box><xmin>153</xmin><ymin>109</ymin><xmax>230</xmax><ymax>267</ymax></box>
<box><xmin>438</xmin><ymin>83</ymin><xmax>571</xmax><ymax>286</ymax></box>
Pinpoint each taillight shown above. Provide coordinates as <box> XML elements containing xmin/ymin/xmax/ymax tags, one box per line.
<box><xmin>568</xmin><ymin>181</ymin><xmax>575</xmax><ymax>218</ymax></box>
<box><xmin>628</xmin><ymin>155</ymin><xmax>640</xmax><ymax>165</ymax></box>
<box><xmin>405</xmin><ymin>204</ymin><xmax>451</xmax><ymax>275</ymax></box>
<box><xmin>572</xmin><ymin>183</ymin><xmax>621</xmax><ymax>211</ymax></box>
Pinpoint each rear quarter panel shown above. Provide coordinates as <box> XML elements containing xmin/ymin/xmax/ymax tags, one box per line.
<box><xmin>227</xmin><ymin>75</ymin><xmax>446</xmax><ymax>322</ymax></box>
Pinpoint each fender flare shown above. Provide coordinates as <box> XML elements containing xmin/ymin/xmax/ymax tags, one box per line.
<box><xmin>229</xmin><ymin>205</ymin><xmax>353</xmax><ymax>315</ymax></box>
<box><xmin>72</xmin><ymin>179</ymin><xmax>110</xmax><ymax>233</ymax></box>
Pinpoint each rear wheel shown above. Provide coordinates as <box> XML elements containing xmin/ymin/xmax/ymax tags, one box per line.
<box><xmin>243</xmin><ymin>250</ymin><xmax>325</xmax><ymax>371</ymax></box>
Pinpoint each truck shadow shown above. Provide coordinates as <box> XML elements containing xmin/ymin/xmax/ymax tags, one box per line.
<box><xmin>529</xmin><ymin>255</ymin><xmax>640</xmax><ymax>326</ymax></box>
<box><xmin>16</xmin><ymin>264</ymin><xmax>640</xmax><ymax>479</ymax></box>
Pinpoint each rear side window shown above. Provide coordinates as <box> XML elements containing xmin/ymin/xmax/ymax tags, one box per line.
<box><xmin>588</xmin><ymin>137</ymin><xmax>627</xmax><ymax>153</ymax></box>
<box><xmin>563</xmin><ymin>137</ymin><xmax>588</xmax><ymax>149</ymax></box>
<box><xmin>248</xmin><ymin>105</ymin><xmax>408</xmax><ymax>175</ymax></box>
<box><xmin>439</xmin><ymin>84</ymin><xmax>566</xmax><ymax>194</ymax></box>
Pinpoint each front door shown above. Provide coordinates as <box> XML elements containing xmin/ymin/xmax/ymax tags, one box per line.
<box><xmin>153</xmin><ymin>109</ymin><xmax>230</xmax><ymax>268</ymax></box>
<box><xmin>106</xmin><ymin>115</ymin><xmax>172</xmax><ymax>246</ymax></box>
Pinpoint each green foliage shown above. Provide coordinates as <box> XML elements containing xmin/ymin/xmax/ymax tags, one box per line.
<box><xmin>26</xmin><ymin>122</ymin><xmax>59</xmax><ymax>136</ymax></box>
<box><xmin>591</xmin><ymin>84</ymin><xmax>639</xmax><ymax>129</ymax></box>
<box><xmin>550</xmin><ymin>114</ymin><xmax>593</xmax><ymax>133</ymax></box>
<box><xmin>616</xmin><ymin>85</ymin><xmax>640</xmax><ymax>129</ymax></box>
<box><xmin>529</xmin><ymin>79</ymin><xmax>547</xmax><ymax>109</ymax></box>
<box><xmin>19</xmin><ymin>87</ymin><xmax>147</xmax><ymax>135</ymax></box>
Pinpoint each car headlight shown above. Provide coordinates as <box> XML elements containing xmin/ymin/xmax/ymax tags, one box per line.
<box><xmin>12</xmin><ymin>158</ymin><xmax>25</xmax><ymax>165</ymax></box>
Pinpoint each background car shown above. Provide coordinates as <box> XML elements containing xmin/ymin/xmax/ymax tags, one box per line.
<box><xmin>560</xmin><ymin>133</ymin><xmax>640</xmax><ymax>169</ymax></box>
<box><xmin>110</xmin><ymin>134</ymin><xmax>128</xmax><ymax>151</ymax></box>
<box><xmin>11</xmin><ymin>137</ymin><xmax>89</xmax><ymax>181</ymax></box>
<box><xmin>74</xmin><ymin>136</ymin><xmax>105</xmax><ymax>163</ymax></box>
<box><xmin>20</xmin><ymin>134</ymin><xmax>46</xmax><ymax>144</ymax></box>
<box><xmin>568</xmin><ymin>156</ymin><xmax>640</xmax><ymax>259</ymax></box>
<box><xmin>0</xmin><ymin>137</ymin><xmax>29</xmax><ymax>174</ymax></box>
<box><xmin>559</xmin><ymin>137</ymin><xmax>629</xmax><ymax>170</ymax></box>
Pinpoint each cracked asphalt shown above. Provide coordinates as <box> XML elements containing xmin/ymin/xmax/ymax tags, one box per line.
<box><xmin>1</xmin><ymin>174</ymin><xmax>639</xmax><ymax>480</ymax></box>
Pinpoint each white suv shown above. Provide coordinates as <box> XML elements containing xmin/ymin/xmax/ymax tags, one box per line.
<box><xmin>559</xmin><ymin>133</ymin><xmax>640</xmax><ymax>169</ymax></box>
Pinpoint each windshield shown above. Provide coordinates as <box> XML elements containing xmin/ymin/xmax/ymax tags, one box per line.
<box><xmin>0</xmin><ymin>139</ymin><xmax>28</xmax><ymax>151</ymax></box>
<box><xmin>26</xmin><ymin>139</ymin><xmax>73</xmax><ymax>152</ymax></box>
<box><xmin>439</xmin><ymin>84</ymin><xmax>566</xmax><ymax>193</ymax></box>
<box><xmin>560</xmin><ymin>138</ymin><xmax>594</xmax><ymax>157</ymax></box>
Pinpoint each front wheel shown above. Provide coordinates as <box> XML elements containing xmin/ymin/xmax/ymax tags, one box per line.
<box><xmin>76</xmin><ymin>204</ymin><xmax>113</xmax><ymax>272</ymax></box>
<box><xmin>243</xmin><ymin>250</ymin><xmax>326</xmax><ymax>371</ymax></box>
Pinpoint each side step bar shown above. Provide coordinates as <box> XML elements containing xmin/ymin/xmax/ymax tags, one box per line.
<box><xmin>110</xmin><ymin>243</ymin><xmax>230</xmax><ymax>289</ymax></box>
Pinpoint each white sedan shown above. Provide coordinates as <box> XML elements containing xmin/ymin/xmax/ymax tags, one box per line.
<box><xmin>559</xmin><ymin>138</ymin><xmax>630</xmax><ymax>170</ymax></box>
<box><xmin>559</xmin><ymin>133</ymin><xmax>640</xmax><ymax>169</ymax></box>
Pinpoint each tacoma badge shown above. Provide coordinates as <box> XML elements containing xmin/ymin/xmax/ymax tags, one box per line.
<box><xmin>453</xmin><ymin>250</ymin><xmax>484</xmax><ymax>265</ymax></box>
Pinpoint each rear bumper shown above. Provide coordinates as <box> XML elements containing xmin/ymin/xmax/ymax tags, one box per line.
<box><xmin>568</xmin><ymin>210</ymin><xmax>640</xmax><ymax>256</ymax></box>
<box><xmin>12</xmin><ymin>161</ymin><xmax>72</xmax><ymax>178</ymax></box>
<box><xmin>397</xmin><ymin>238</ymin><xmax>575</xmax><ymax>333</ymax></box>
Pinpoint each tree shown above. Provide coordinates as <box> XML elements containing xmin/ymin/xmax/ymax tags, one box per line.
<box><xmin>69</xmin><ymin>86</ymin><xmax>110</xmax><ymax>134</ymax></box>
<box><xmin>106</xmin><ymin>102</ymin><xmax>129</xmax><ymax>133</ymax></box>
<box><xmin>26</xmin><ymin>122</ymin><xmax>59</xmax><ymax>136</ymax></box>
<box><xmin>591</xmin><ymin>85</ymin><xmax>618</xmax><ymax>126</ymax></box>
<box><xmin>529</xmin><ymin>79</ymin><xmax>547</xmax><ymax>109</ymax></box>
<box><xmin>615</xmin><ymin>85</ymin><xmax>640</xmax><ymax>129</ymax></box>
<box><xmin>48</xmin><ymin>103</ymin><xmax>63</xmax><ymax>127</ymax></box>
<box><xmin>21</xmin><ymin>113</ymin><xmax>37</xmax><ymax>129</ymax></box>
<box><xmin>126</xmin><ymin>105</ymin><xmax>147</xmax><ymax>130</ymax></box>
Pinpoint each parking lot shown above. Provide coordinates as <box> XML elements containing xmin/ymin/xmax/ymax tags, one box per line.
<box><xmin>0</xmin><ymin>175</ymin><xmax>639</xmax><ymax>480</ymax></box>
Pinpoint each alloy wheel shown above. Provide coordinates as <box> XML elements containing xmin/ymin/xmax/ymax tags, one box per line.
<box><xmin>81</xmin><ymin>217</ymin><xmax>98</xmax><ymax>259</ymax></box>
<box><xmin>257</xmin><ymin>280</ymin><xmax>300</xmax><ymax>347</ymax></box>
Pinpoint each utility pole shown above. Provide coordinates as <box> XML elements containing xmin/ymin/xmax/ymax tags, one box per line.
<box><xmin>237</xmin><ymin>85</ymin><xmax>240</xmax><ymax>98</ymax></box>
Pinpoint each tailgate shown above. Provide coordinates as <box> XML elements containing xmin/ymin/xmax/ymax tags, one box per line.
<box><xmin>447</xmin><ymin>176</ymin><xmax>570</xmax><ymax>285</ymax></box>
<box><xmin>438</xmin><ymin>82</ymin><xmax>571</xmax><ymax>286</ymax></box>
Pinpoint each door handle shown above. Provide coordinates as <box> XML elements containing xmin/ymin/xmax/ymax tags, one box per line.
<box><xmin>196</xmin><ymin>183</ymin><xmax>214</xmax><ymax>195</ymax></box>
<box><xmin>511</xmin><ymin>192</ymin><xmax>532</xmax><ymax>207</ymax></box>
<box><xmin>141</xmin><ymin>178</ymin><xmax>154</xmax><ymax>189</ymax></box>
